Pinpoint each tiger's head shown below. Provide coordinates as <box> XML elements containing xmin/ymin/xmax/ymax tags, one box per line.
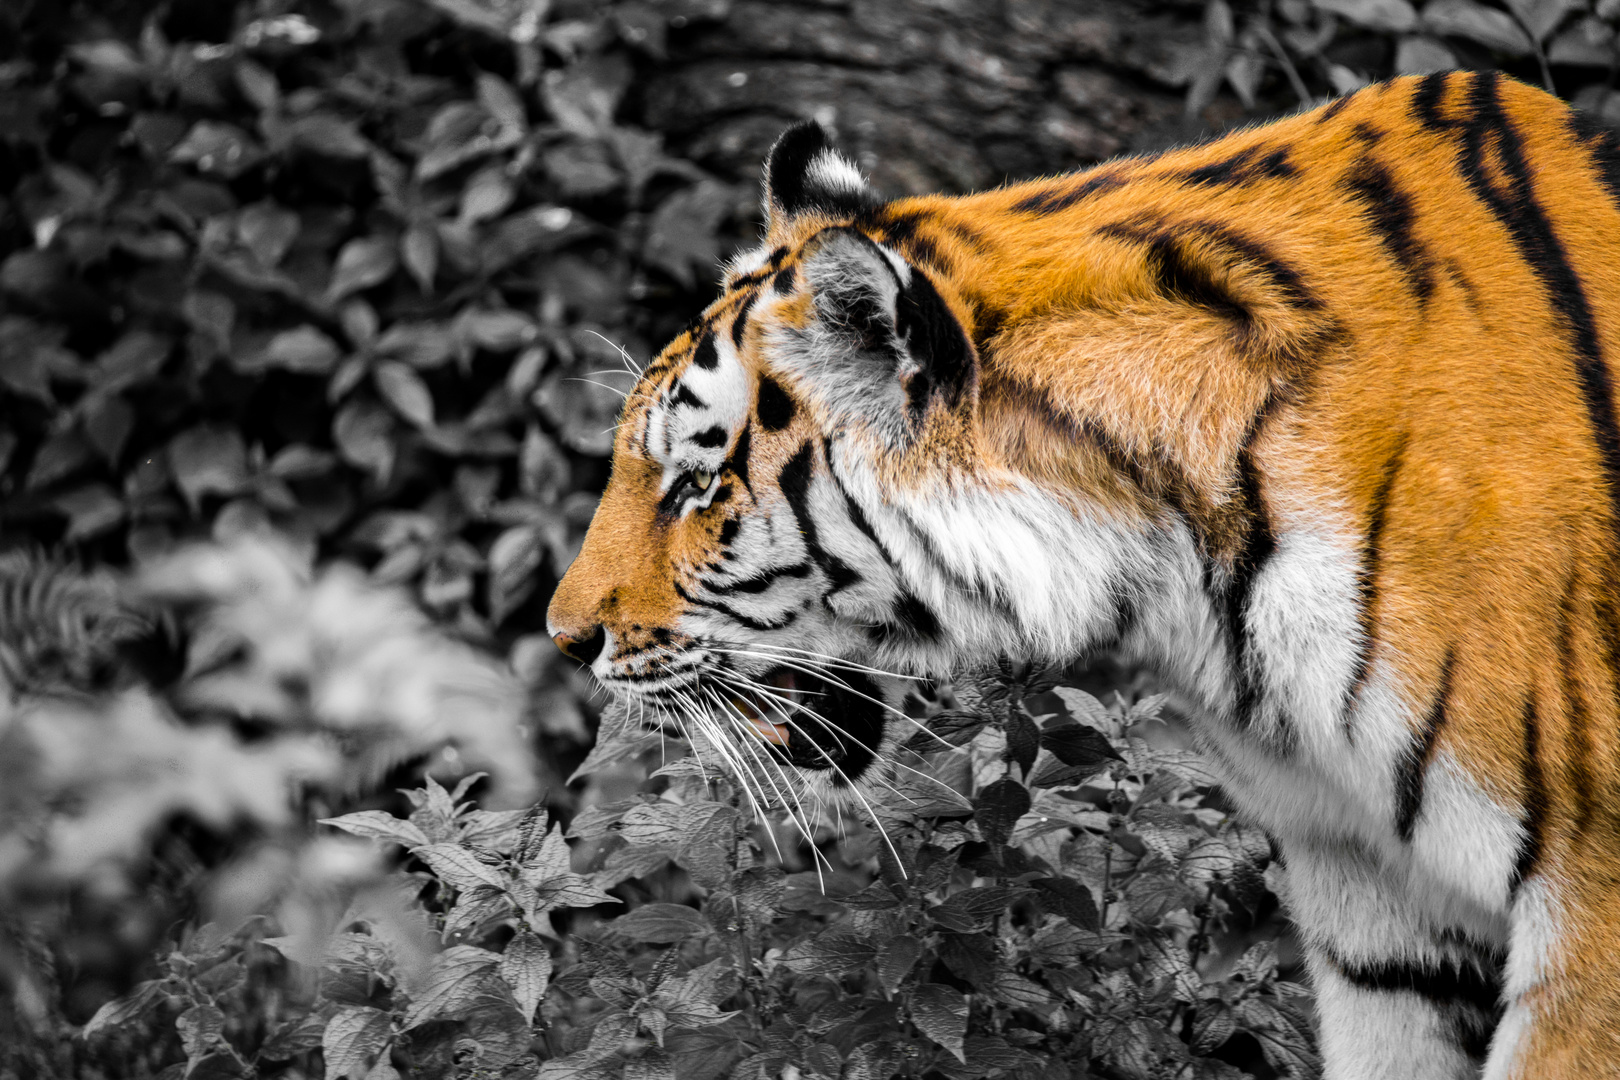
<box><xmin>546</xmin><ymin>124</ymin><xmax>1150</xmax><ymax>798</ymax></box>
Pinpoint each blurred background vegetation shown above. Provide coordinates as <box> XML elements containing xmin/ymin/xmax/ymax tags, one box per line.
<box><xmin>0</xmin><ymin>0</ymin><xmax>1615</xmax><ymax>1077</ymax></box>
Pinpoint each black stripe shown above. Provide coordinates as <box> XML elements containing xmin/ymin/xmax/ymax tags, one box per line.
<box><xmin>689</xmin><ymin>426</ymin><xmax>727</xmax><ymax>449</ymax></box>
<box><xmin>1174</xmin><ymin>144</ymin><xmax>1295</xmax><ymax>187</ymax></box>
<box><xmin>669</xmin><ymin>381</ymin><xmax>705</xmax><ymax>410</ymax></box>
<box><xmin>1350</xmin><ymin>122</ymin><xmax>1383</xmax><ymax>144</ymax></box>
<box><xmin>1477</xmin><ymin>78</ymin><xmax>1620</xmax><ymax>550</ymax></box>
<box><xmin>778</xmin><ymin>442</ymin><xmax>862</xmax><ymax>596</ymax></box>
<box><xmin>1330</xmin><ymin>950</ymin><xmax>1503</xmax><ymax>1022</ymax></box>
<box><xmin>1395</xmin><ymin>647</ymin><xmax>1455</xmax><ymax>842</ymax></box>
<box><xmin>1013</xmin><ymin>173</ymin><xmax>1126</xmax><ymax>214</ymax></box>
<box><xmin>692</xmin><ymin>334</ymin><xmax>718</xmax><ymax>370</ymax></box>
<box><xmin>673</xmin><ymin>579</ymin><xmax>795</xmax><ymax>631</ymax></box>
<box><xmin>1410</xmin><ymin>71</ymin><xmax>1455</xmax><ymax>132</ymax></box>
<box><xmin>1342</xmin><ymin>160</ymin><xmax>1436</xmax><ymax>302</ymax></box>
<box><xmin>1225</xmin><ymin>401</ymin><xmax>1280</xmax><ymax>729</ymax></box>
<box><xmin>1568</xmin><ymin>109</ymin><xmax>1620</xmax><ymax>210</ymax></box>
<box><xmin>1512</xmin><ymin>693</ymin><xmax>1547</xmax><ymax>889</ymax></box>
<box><xmin>896</xmin><ymin>265</ymin><xmax>974</xmax><ymax>416</ymax></box>
<box><xmin>731</xmin><ymin>291</ymin><xmax>759</xmax><ymax>349</ymax></box>
<box><xmin>717</xmin><ymin>518</ymin><xmax>739</xmax><ymax>548</ymax></box>
<box><xmin>1345</xmin><ymin>433</ymin><xmax>1408</xmax><ymax>732</ymax></box>
<box><xmin>1555</xmin><ymin>578</ymin><xmax>1597</xmax><ymax>834</ymax></box>
<box><xmin>1315</xmin><ymin>94</ymin><xmax>1352</xmax><ymax>125</ymax></box>
<box><xmin>756</xmin><ymin>374</ymin><xmax>795</xmax><ymax>431</ymax></box>
<box><xmin>1099</xmin><ymin>220</ymin><xmax>1324</xmax><ymax>315</ymax></box>
<box><xmin>1423</xmin><ymin>75</ymin><xmax>1620</xmax><ymax>537</ymax></box>
<box><xmin>892</xmin><ymin>594</ymin><xmax>941</xmax><ymax>640</ymax></box>
<box><xmin>772</xmin><ymin>266</ymin><xmax>795</xmax><ymax>294</ymax></box>
<box><xmin>707</xmin><ymin>562</ymin><xmax>813</xmax><ymax>597</ymax></box>
<box><xmin>723</xmin><ymin>424</ymin><xmax>751</xmax><ymax>492</ymax></box>
<box><xmin>834</xmin><ymin>476</ymin><xmax>903</xmax><ymax>574</ymax></box>
<box><xmin>1142</xmin><ymin>231</ymin><xmax>1249</xmax><ymax>322</ymax></box>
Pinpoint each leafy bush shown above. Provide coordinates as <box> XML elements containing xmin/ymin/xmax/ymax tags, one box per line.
<box><xmin>3</xmin><ymin>0</ymin><xmax>1618</xmax><ymax>1077</ymax></box>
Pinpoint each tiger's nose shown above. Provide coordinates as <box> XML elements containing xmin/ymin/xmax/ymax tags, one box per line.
<box><xmin>552</xmin><ymin>625</ymin><xmax>606</xmax><ymax>665</ymax></box>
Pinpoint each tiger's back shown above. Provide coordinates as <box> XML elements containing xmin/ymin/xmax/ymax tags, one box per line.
<box><xmin>549</xmin><ymin>72</ymin><xmax>1620</xmax><ymax>1077</ymax></box>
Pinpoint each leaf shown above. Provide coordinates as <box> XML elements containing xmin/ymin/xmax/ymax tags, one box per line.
<box><xmin>642</xmin><ymin>181</ymin><xmax>733</xmax><ymax>289</ymax></box>
<box><xmin>235</xmin><ymin>59</ymin><xmax>280</xmax><ymax>111</ymax></box>
<box><xmin>168</xmin><ymin>426</ymin><xmax>249</xmax><ymax>508</ymax></box>
<box><xmin>1005</xmin><ymin>710</ymin><xmax>1040</xmax><ymax>778</ymax></box>
<box><xmin>1040</xmin><ymin>723</ymin><xmax>1121</xmax><ymax>772</ymax></box>
<box><xmin>321</xmin><ymin>811</ymin><xmax>431</xmax><ymax>848</ymax></box>
<box><xmin>878</xmin><ymin>936</ymin><xmax>923</xmax><ymax>996</ymax></box>
<box><xmin>477</xmin><ymin>72</ymin><xmax>528</xmax><ymax>132</ymax></box>
<box><xmin>322</xmin><ymin>1006</ymin><xmax>391</xmax><ymax>1080</ymax></box>
<box><xmin>903</xmin><ymin>710</ymin><xmax>989</xmax><ymax>753</ymax></box>
<box><xmin>93</xmin><ymin>330</ymin><xmax>172</xmax><ymax>394</ymax></box>
<box><xmin>1032</xmin><ymin>877</ymin><xmax>1100</xmax><ymax>931</ymax></box>
<box><xmin>500</xmin><ymin>931</ymin><xmax>552</xmax><ymax>1022</ymax></box>
<box><xmin>82</xmin><ymin>979</ymin><xmax>167</xmax><ymax>1039</ymax></box>
<box><xmin>255</xmin><ymin>325</ymin><xmax>341</xmax><ymax>374</ymax></box>
<box><xmin>456</xmin><ymin>308</ymin><xmax>538</xmax><ymax>352</ymax></box>
<box><xmin>779</xmin><ymin>932</ymin><xmax>877</xmax><ymax>976</ymax></box>
<box><xmin>374</xmin><ymin>322</ymin><xmax>457</xmax><ymax>368</ymax></box>
<box><xmin>973</xmin><ymin>777</ymin><xmax>1031</xmax><ymax>850</ymax></box>
<box><xmin>1399</xmin><ymin>40</ymin><xmax>1457</xmax><ymax>83</ymax></box>
<box><xmin>990</xmin><ymin>970</ymin><xmax>1053</xmax><ymax>1009</ymax></box>
<box><xmin>170</xmin><ymin>121</ymin><xmax>264</xmax><ymax>177</ymax></box>
<box><xmin>289</xmin><ymin>113</ymin><xmax>371</xmax><ymax>159</ymax></box>
<box><xmin>83</xmin><ymin>395</ymin><xmax>133</xmax><ymax>464</ymax></box>
<box><xmin>931</xmin><ymin>887</ymin><xmax>1025</xmax><ymax>933</ymax></box>
<box><xmin>1423</xmin><ymin>0</ymin><xmax>1531</xmax><ymax>54</ymax></box>
<box><xmin>623</xmin><ymin>1050</ymin><xmax>676</xmax><ymax>1080</ymax></box>
<box><xmin>460</xmin><ymin>165</ymin><xmax>515</xmax><ymax>224</ymax></box>
<box><xmin>374</xmin><ymin>362</ymin><xmax>435</xmax><ymax>428</ymax></box>
<box><xmin>616</xmin><ymin>802</ymin><xmax>724</xmax><ymax>847</ymax></box>
<box><xmin>909</xmin><ymin>985</ymin><xmax>968</xmax><ymax>1063</ymax></box>
<box><xmin>1051</xmin><ymin>687</ymin><xmax>1111</xmax><ymax>730</ymax></box>
<box><xmin>403</xmin><ymin>945</ymin><xmax>502</xmax><ymax>1028</ymax></box>
<box><xmin>54</xmin><ymin>484</ymin><xmax>124</xmax><ymax>541</ymax></box>
<box><xmin>326</xmin><ymin>237</ymin><xmax>398</xmax><ymax>301</ymax></box>
<box><xmin>1504</xmin><ymin>0</ymin><xmax>1584</xmax><ymax>43</ymax></box>
<box><xmin>183</xmin><ymin>292</ymin><xmax>236</xmax><ymax>356</ymax></box>
<box><xmin>937</xmin><ymin>932</ymin><xmax>998</xmax><ymax>990</ymax></box>
<box><xmin>401</xmin><ymin>225</ymin><xmax>438</xmax><ymax>291</ymax></box>
<box><xmin>178</xmin><ymin>1003</ymin><xmax>226</xmax><ymax>1061</ymax></box>
<box><xmin>1309</xmin><ymin>0</ymin><xmax>1418</xmax><ymax>33</ymax></box>
<box><xmin>613</xmin><ymin>903</ymin><xmax>710</xmax><ymax>944</ymax></box>
<box><xmin>414</xmin><ymin>843</ymin><xmax>511</xmax><ymax>893</ymax></box>
<box><xmin>333</xmin><ymin>400</ymin><xmax>396</xmax><ymax>481</ymax></box>
<box><xmin>26</xmin><ymin>429</ymin><xmax>93</xmax><ymax>490</ymax></box>
<box><xmin>237</xmin><ymin>202</ymin><xmax>300</xmax><ymax>267</ymax></box>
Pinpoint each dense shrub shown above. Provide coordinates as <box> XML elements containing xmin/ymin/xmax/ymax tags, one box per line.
<box><xmin>1</xmin><ymin>0</ymin><xmax>1616</xmax><ymax>1077</ymax></box>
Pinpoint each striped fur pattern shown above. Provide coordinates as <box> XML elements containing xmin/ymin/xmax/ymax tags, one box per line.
<box><xmin>548</xmin><ymin>73</ymin><xmax>1620</xmax><ymax>1077</ymax></box>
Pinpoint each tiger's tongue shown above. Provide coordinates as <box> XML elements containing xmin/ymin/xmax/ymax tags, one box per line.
<box><xmin>736</xmin><ymin>670</ymin><xmax>797</xmax><ymax>745</ymax></box>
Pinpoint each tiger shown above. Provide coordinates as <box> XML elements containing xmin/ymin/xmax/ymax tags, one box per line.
<box><xmin>546</xmin><ymin>70</ymin><xmax>1620</xmax><ymax>1078</ymax></box>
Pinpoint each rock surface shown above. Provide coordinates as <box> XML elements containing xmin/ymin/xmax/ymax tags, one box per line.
<box><xmin>626</xmin><ymin>0</ymin><xmax>1206</xmax><ymax>197</ymax></box>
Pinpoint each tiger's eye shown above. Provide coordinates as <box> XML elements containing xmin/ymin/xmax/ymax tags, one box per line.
<box><xmin>692</xmin><ymin>469</ymin><xmax>714</xmax><ymax>491</ymax></box>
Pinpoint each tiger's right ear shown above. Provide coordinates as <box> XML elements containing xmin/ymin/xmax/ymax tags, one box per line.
<box><xmin>764</xmin><ymin>122</ymin><xmax>880</xmax><ymax>230</ymax></box>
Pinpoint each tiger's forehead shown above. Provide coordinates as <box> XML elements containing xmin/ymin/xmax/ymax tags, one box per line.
<box><xmin>620</xmin><ymin>243</ymin><xmax>811</xmax><ymax>467</ymax></box>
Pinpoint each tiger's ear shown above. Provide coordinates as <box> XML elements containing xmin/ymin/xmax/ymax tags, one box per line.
<box><xmin>795</xmin><ymin>229</ymin><xmax>976</xmax><ymax>439</ymax></box>
<box><xmin>764</xmin><ymin>122</ymin><xmax>880</xmax><ymax>229</ymax></box>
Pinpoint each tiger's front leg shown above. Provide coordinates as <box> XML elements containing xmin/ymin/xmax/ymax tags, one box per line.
<box><xmin>1281</xmin><ymin>838</ymin><xmax>1505</xmax><ymax>1080</ymax></box>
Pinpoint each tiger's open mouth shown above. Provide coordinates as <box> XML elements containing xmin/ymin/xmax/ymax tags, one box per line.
<box><xmin>724</xmin><ymin>666</ymin><xmax>887</xmax><ymax>781</ymax></box>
